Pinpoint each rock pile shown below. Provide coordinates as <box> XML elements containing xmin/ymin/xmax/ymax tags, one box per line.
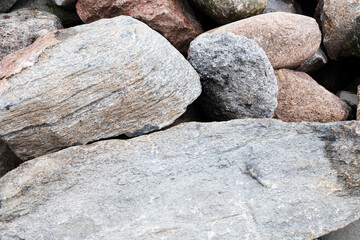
<box><xmin>0</xmin><ymin>0</ymin><xmax>359</xmax><ymax>239</ymax></box>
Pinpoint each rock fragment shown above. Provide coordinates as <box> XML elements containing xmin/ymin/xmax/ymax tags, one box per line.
<box><xmin>296</xmin><ymin>47</ymin><xmax>328</xmax><ymax>73</ymax></box>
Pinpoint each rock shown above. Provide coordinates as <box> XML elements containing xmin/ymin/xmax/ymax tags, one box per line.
<box><xmin>0</xmin><ymin>16</ymin><xmax>201</xmax><ymax>160</ymax></box>
<box><xmin>189</xmin><ymin>0</ymin><xmax>267</xmax><ymax>24</ymax></box>
<box><xmin>315</xmin><ymin>0</ymin><xmax>360</xmax><ymax>59</ymax></box>
<box><xmin>208</xmin><ymin>12</ymin><xmax>321</xmax><ymax>69</ymax></box>
<box><xmin>358</xmin><ymin>85</ymin><xmax>360</xmax><ymax>120</ymax></box>
<box><xmin>264</xmin><ymin>0</ymin><xmax>302</xmax><ymax>13</ymax></box>
<box><xmin>337</xmin><ymin>91</ymin><xmax>358</xmax><ymax>108</ymax></box>
<box><xmin>0</xmin><ymin>0</ymin><xmax>17</xmax><ymax>12</ymax></box>
<box><xmin>322</xmin><ymin>219</ymin><xmax>360</xmax><ymax>240</ymax></box>
<box><xmin>76</xmin><ymin>0</ymin><xmax>203</xmax><ymax>55</ymax></box>
<box><xmin>1</xmin><ymin>119</ymin><xmax>360</xmax><ymax>239</ymax></box>
<box><xmin>51</xmin><ymin>0</ymin><xmax>76</xmax><ymax>8</ymax></box>
<box><xmin>11</xmin><ymin>0</ymin><xmax>81</xmax><ymax>27</ymax></box>
<box><xmin>296</xmin><ymin>47</ymin><xmax>328</xmax><ymax>73</ymax></box>
<box><xmin>0</xmin><ymin>9</ymin><xmax>62</xmax><ymax>61</ymax></box>
<box><xmin>0</xmin><ymin>140</ymin><xmax>21</xmax><ymax>178</ymax></box>
<box><xmin>274</xmin><ymin>69</ymin><xmax>350</xmax><ymax>122</ymax></box>
<box><xmin>188</xmin><ymin>33</ymin><xmax>278</xmax><ymax>120</ymax></box>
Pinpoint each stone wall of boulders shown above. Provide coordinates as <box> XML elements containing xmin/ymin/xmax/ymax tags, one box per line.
<box><xmin>0</xmin><ymin>0</ymin><xmax>359</xmax><ymax>239</ymax></box>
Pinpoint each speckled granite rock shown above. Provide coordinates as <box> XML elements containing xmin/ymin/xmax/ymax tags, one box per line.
<box><xmin>11</xmin><ymin>0</ymin><xmax>81</xmax><ymax>27</ymax></box>
<box><xmin>296</xmin><ymin>47</ymin><xmax>328</xmax><ymax>73</ymax></box>
<box><xmin>208</xmin><ymin>12</ymin><xmax>321</xmax><ymax>69</ymax></box>
<box><xmin>315</xmin><ymin>0</ymin><xmax>360</xmax><ymax>59</ymax></box>
<box><xmin>0</xmin><ymin>16</ymin><xmax>201</xmax><ymax>160</ymax></box>
<box><xmin>0</xmin><ymin>141</ymin><xmax>21</xmax><ymax>178</ymax></box>
<box><xmin>190</xmin><ymin>0</ymin><xmax>267</xmax><ymax>24</ymax></box>
<box><xmin>264</xmin><ymin>0</ymin><xmax>302</xmax><ymax>13</ymax></box>
<box><xmin>76</xmin><ymin>0</ymin><xmax>203</xmax><ymax>54</ymax></box>
<box><xmin>188</xmin><ymin>33</ymin><xmax>277</xmax><ymax>120</ymax></box>
<box><xmin>275</xmin><ymin>69</ymin><xmax>350</xmax><ymax>122</ymax></box>
<box><xmin>0</xmin><ymin>9</ymin><xmax>62</xmax><ymax>61</ymax></box>
<box><xmin>0</xmin><ymin>0</ymin><xmax>17</xmax><ymax>12</ymax></box>
<box><xmin>322</xmin><ymin>219</ymin><xmax>360</xmax><ymax>240</ymax></box>
<box><xmin>1</xmin><ymin>119</ymin><xmax>360</xmax><ymax>239</ymax></box>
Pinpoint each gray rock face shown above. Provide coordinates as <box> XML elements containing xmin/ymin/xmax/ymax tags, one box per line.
<box><xmin>322</xmin><ymin>219</ymin><xmax>360</xmax><ymax>240</ymax></box>
<box><xmin>0</xmin><ymin>9</ymin><xmax>62</xmax><ymax>61</ymax></box>
<box><xmin>188</xmin><ymin>32</ymin><xmax>277</xmax><ymax>120</ymax></box>
<box><xmin>0</xmin><ymin>16</ymin><xmax>201</xmax><ymax>160</ymax></box>
<box><xmin>1</xmin><ymin>119</ymin><xmax>360</xmax><ymax>239</ymax></box>
<box><xmin>11</xmin><ymin>0</ymin><xmax>81</xmax><ymax>26</ymax></box>
<box><xmin>0</xmin><ymin>0</ymin><xmax>17</xmax><ymax>12</ymax></box>
<box><xmin>296</xmin><ymin>47</ymin><xmax>328</xmax><ymax>73</ymax></box>
<box><xmin>264</xmin><ymin>0</ymin><xmax>302</xmax><ymax>13</ymax></box>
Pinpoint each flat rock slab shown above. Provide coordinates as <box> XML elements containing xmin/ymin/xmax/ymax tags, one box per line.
<box><xmin>1</xmin><ymin>119</ymin><xmax>360</xmax><ymax>239</ymax></box>
<box><xmin>76</xmin><ymin>0</ymin><xmax>203</xmax><ymax>54</ymax></box>
<box><xmin>0</xmin><ymin>9</ymin><xmax>62</xmax><ymax>61</ymax></box>
<box><xmin>0</xmin><ymin>16</ymin><xmax>201</xmax><ymax>160</ymax></box>
<box><xmin>208</xmin><ymin>12</ymin><xmax>321</xmax><ymax>69</ymax></box>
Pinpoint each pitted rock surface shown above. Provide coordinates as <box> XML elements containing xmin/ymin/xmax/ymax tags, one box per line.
<box><xmin>0</xmin><ymin>119</ymin><xmax>360</xmax><ymax>239</ymax></box>
<box><xmin>0</xmin><ymin>16</ymin><xmax>201</xmax><ymax>160</ymax></box>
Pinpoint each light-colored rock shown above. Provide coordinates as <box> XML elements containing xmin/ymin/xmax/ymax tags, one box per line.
<box><xmin>76</xmin><ymin>0</ymin><xmax>203</xmax><ymax>54</ymax></box>
<box><xmin>297</xmin><ymin>47</ymin><xmax>328</xmax><ymax>73</ymax></box>
<box><xmin>337</xmin><ymin>91</ymin><xmax>358</xmax><ymax>108</ymax></box>
<box><xmin>188</xmin><ymin>33</ymin><xmax>277</xmax><ymax>120</ymax></box>
<box><xmin>208</xmin><ymin>12</ymin><xmax>322</xmax><ymax>69</ymax></box>
<box><xmin>0</xmin><ymin>9</ymin><xmax>62</xmax><ymax>61</ymax></box>
<box><xmin>1</xmin><ymin>119</ymin><xmax>360</xmax><ymax>239</ymax></box>
<box><xmin>322</xmin><ymin>219</ymin><xmax>360</xmax><ymax>240</ymax></box>
<box><xmin>0</xmin><ymin>16</ymin><xmax>201</xmax><ymax>160</ymax></box>
<box><xmin>275</xmin><ymin>69</ymin><xmax>350</xmax><ymax>122</ymax></box>
<box><xmin>51</xmin><ymin>0</ymin><xmax>76</xmax><ymax>8</ymax></box>
<box><xmin>11</xmin><ymin>0</ymin><xmax>81</xmax><ymax>26</ymax></box>
<box><xmin>315</xmin><ymin>0</ymin><xmax>360</xmax><ymax>59</ymax></box>
<box><xmin>0</xmin><ymin>0</ymin><xmax>17</xmax><ymax>12</ymax></box>
<box><xmin>190</xmin><ymin>0</ymin><xmax>267</xmax><ymax>24</ymax></box>
<box><xmin>0</xmin><ymin>140</ymin><xmax>21</xmax><ymax>178</ymax></box>
<box><xmin>264</xmin><ymin>0</ymin><xmax>302</xmax><ymax>13</ymax></box>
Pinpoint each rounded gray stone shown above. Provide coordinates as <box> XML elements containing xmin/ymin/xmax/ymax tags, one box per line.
<box><xmin>188</xmin><ymin>32</ymin><xmax>278</xmax><ymax>120</ymax></box>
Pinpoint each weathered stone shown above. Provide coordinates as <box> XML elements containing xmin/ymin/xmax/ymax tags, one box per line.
<box><xmin>51</xmin><ymin>0</ymin><xmax>76</xmax><ymax>8</ymax></box>
<box><xmin>188</xmin><ymin>33</ymin><xmax>277</xmax><ymax>120</ymax></box>
<box><xmin>275</xmin><ymin>69</ymin><xmax>350</xmax><ymax>122</ymax></box>
<box><xmin>296</xmin><ymin>47</ymin><xmax>328</xmax><ymax>73</ymax></box>
<box><xmin>322</xmin><ymin>219</ymin><xmax>360</xmax><ymax>240</ymax></box>
<box><xmin>0</xmin><ymin>140</ymin><xmax>21</xmax><ymax>178</ymax></box>
<box><xmin>1</xmin><ymin>119</ymin><xmax>360</xmax><ymax>239</ymax></box>
<box><xmin>0</xmin><ymin>9</ymin><xmax>62</xmax><ymax>61</ymax></box>
<box><xmin>208</xmin><ymin>12</ymin><xmax>321</xmax><ymax>69</ymax></box>
<box><xmin>315</xmin><ymin>0</ymin><xmax>360</xmax><ymax>59</ymax></box>
<box><xmin>264</xmin><ymin>0</ymin><xmax>302</xmax><ymax>13</ymax></box>
<box><xmin>337</xmin><ymin>91</ymin><xmax>358</xmax><ymax>108</ymax></box>
<box><xmin>357</xmin><ymin>85</ymin><xmax>360</xmax><ymax>120</ymax></box>
<box><xmin>190</xmin><ymin>0</ymin><xmax>267</xmax><ymax>24</ymax></box>
<box><xmin>0</xmin><ymin>0</ymin><xmax>17</xmax><ymax>12</ymax></box>
<box><xmin>0</xmin><ymin>16</ymin><xmax>201</xmax><ymax>160</ymax></box>
<box><xmin>76</xmin><ymin>0</ymin><xmax>203</xmax><ymax>55</ymax></box>
<box><xmin>11</xmin><ymin>0</ymin><xmax>81</xmax><ymax>27</ymax></box>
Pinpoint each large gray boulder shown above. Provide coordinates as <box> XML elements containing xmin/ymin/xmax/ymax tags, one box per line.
<box><xmin>0</xmin><ymin>16</ymin><xmax>201</xmax><ymax>160</ymax></box>
<box><xmin>0</xmin><ymin>0</ymin><xmax>17</xmax><ymax>12</ymax></box>
<box><xmin>188</xmin><ymin>32</ymin><xmax>277</xmax><ymax>120</ymax></box>
<box><xmin>1</xmin><ymin>119</ymin><xmax>360</xmax><ymax>239</ymax></box>
<box><xmin>0</xmin><ymin>9</ymin><xmax>62</xmax><ymax>61</ymax></box>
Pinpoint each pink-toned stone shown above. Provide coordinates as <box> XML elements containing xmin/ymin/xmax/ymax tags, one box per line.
<box><xmin>275</xmin><ymin>69</ymin><xmax>351</xmax><ymax>122</ymax></box>
<box><xmin>76</xmin><ymin>0</ymin><xmax>203</xmax><ymax>54</ymax></box>
<box><xmin>208</xmin><ymin>12</ymin><xmax>321</xmax><ymax>69</ymax></box>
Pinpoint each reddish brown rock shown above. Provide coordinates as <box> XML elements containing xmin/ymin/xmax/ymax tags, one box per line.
<box><xmin>208</xmin><ymin>12</ymin><xmax>321</xmax><ymax>69</ymax></box>
<box><xmin>357</xmin><ymin>85</ymin><xmax>360</xmax><ymax>120</ymax></box>
<box><xmin>275</xmin><ymin>69</ymin><xmax>351</xmax><ymax>122</ymax></box>
<box><xmin>76</xmin><ymin>0</ymin><xmax>203</xmax><ymax>54</ymax></box>
<box><xmin>315</xmin><ymin>0</ymin><xmax>360</xmax><ymax>59</ymax></box>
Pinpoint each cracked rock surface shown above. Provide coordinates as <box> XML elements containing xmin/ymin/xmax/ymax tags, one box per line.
<box><xmin>1</xmin><ymin>119</ymin><xmax>360</xmax><ymax>239</ymax></box>
<box><xmin>0</xmin><ymin>16</ymin><xmax>201</xmax><ymax>160</ymax></box>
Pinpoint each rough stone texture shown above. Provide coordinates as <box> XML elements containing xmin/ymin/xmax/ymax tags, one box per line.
<box><xmin>190</xmin><ymin>0</ymin><xmax>267</xmax><ymax>24</ymax></box>
<box><xmin>76</xmin><ymin>0</ymin><xmax>203</xmax><ymax>55</ymax></box>
<box><xmin>0</xmin><ymin>140</ymin><xmax>21</xmax><ymax>178</ymax></box>
<box><xmin>51</xmin><ymin>0</ymin><xmax>76</xmax><ymax>8</ymax></box>
<box><xmin>0</xmin><ymin>0</ymin><xmax>17</xmax><ymax>13</ymax></box>
<box><xmin>1</xmin><ymin>119</ymin><xmax>360</xmax><ymax>239</ymax></box>
<box><xmin>315</xmin><ymin>0</ymin><xmax>360</xmax><ymax>59</ymax></box>
<box><xmin>322</xmin><ymin>219</ymin><xmax>360</xmax><ymax>240</ymax></box>
<box><xmin>208</xmin><ymin>12</ymin><xmax>321</xmax><ymax>69</ymax></box>
<box><xmin>0</xmin><ymin>9</ymin><xmax>62</xmax><ymax>61</ymax></box>
<box><xmin>358</xmin><ymin>85</ymin><xmax>360</xmax><ymax>120</ymax></box>
<box><xmin>264</xmin><ymin>0</ymin><xmax>302</xmax><ymax>13</ymax></box>
<box><xmin>275</xmin><ymin>69</ymin><xmax>350</xmax><ymax>122</ymax></box>
<box><xmin>11</xmin><ymin>0</ymin><xmax>81</xmax><ymax>27</ymax></box>
<box><xmin>296</xmin><ymin>47</ymin><xmax>328</xmax><ymax>73</ymax></box>
<box><xmin>0</xmin><ymin>16</ymin><xmax>201</xmax><ymax>160</ymax></box>
<box><xmin>188</xmin><ymin>33</ymin><xmax>277</xmax><ymax>120</ymax></box>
